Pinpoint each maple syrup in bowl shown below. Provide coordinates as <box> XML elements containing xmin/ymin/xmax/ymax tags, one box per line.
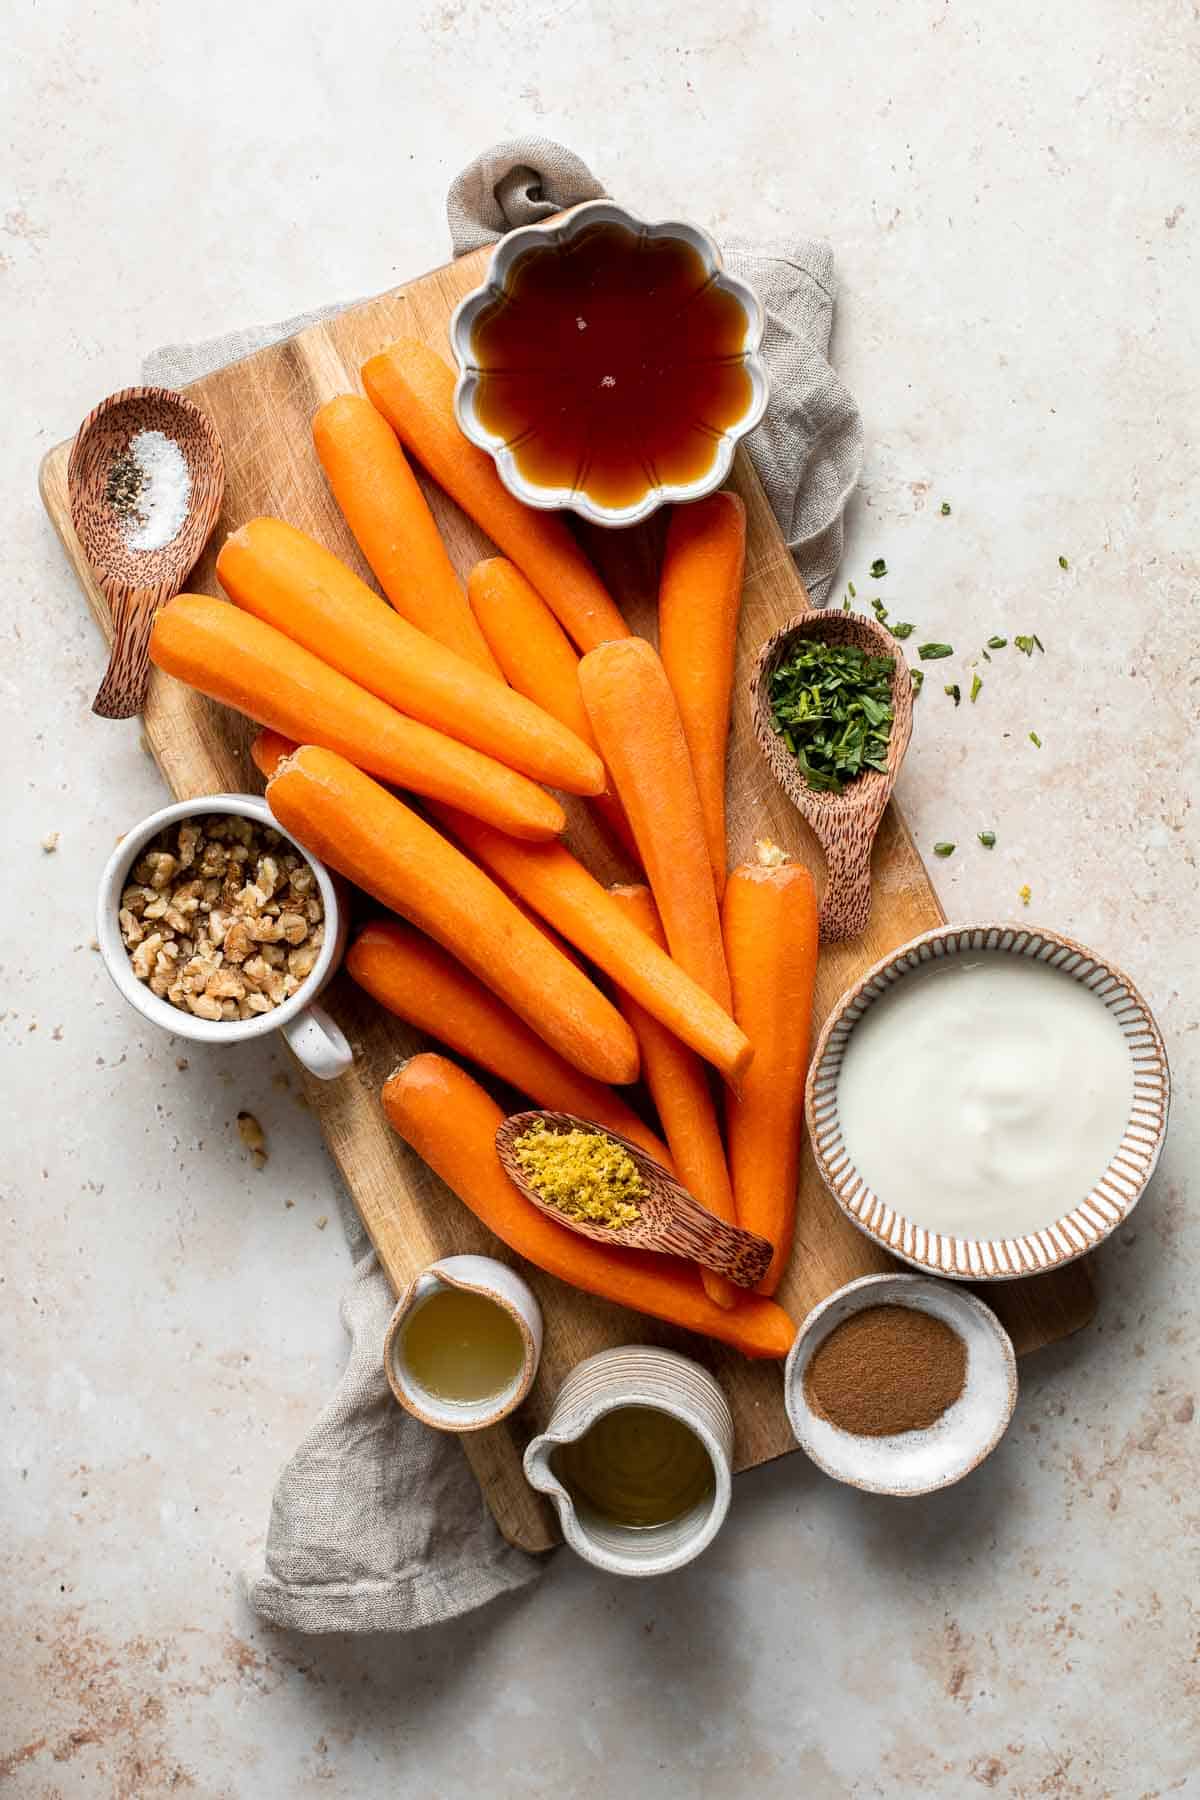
<box><xmin>450</xmin><ymin>201</ymin><xmax>768</xmax><ymax>528</ymax></box>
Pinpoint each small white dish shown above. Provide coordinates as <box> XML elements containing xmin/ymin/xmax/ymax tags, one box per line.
<box><xmin>523</xmin><ymin>1345</ymin><xmax>732</xmax><ymax>1577</ymax></box>
<box><xmin>449</xmin><ymin>199</ymin><xmax>768</xmax><ymax>529</ymax></box>
<box><xmin>784</xmin><ymin>1273</ymin><xmax>1017</xmax><ymax>1496</ymax></box>
<box><xmin>96</xmin><ymin>793</ymin><xmax>352</xmax><ymax>1080</ymax></box>
<box><xmin>384</xmin><ymin>1255</ymin><xmax>542</xmax><ymax>1432</ymax></box>
<box><xmin>806</xmin><ymin>923</ymin><xmax>1170</xmax><ymax>1280</ymax></box>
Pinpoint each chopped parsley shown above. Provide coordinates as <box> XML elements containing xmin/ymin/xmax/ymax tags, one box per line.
<box><xmin>910</xmin><ymin>668</ymin><xmax>925</xmax><ymax>694</ymax></box>
<box><xmin>872</xmin><ymin>597</ymin><xmax>889</xmax><ymax>623</ymax></box>
<box><xmin>1029</xmin><ymin>730</ymin><xmax>1042</xmax><ymax>748</ymax></box>
<box><xmin>1058</xmin><ymin>555</ymin><xmax>1069</xmax><ymax>570</ymax></box>
<box><xmin>767</xmin><ymin>640</ymin><xmax>896</xmax><ymax>793</ymax></box>
<box><xmin>970</xmin><ymin>672</ymin><xmax>983</xmax><ymax>704</ymax></box>
<box><xmin>944</xmin><ymin>683</ymin><xmax>961</xmax><ymax>706</ymax></box>
<box><xmin>1014</xmin><ymin>634</ymin><xmax>1044</xmax><ymax>656</ymax></box>
<box><xmin>848</xmin><ymin>582</ymin><xmax>856</xmax><ymax>598</ymax></box>
<box><xmin>978</xmin><ymin>830</ymin><xmax>996</xmax><ymax>848</ymax></box>
<box><xmin>918</xmin><ymin>642</ymin><xmax>954</xmax><ymax>660</ymax></box>
<box><xmin>940</xmin><ymin>501</ymin><xmax>951</xmax><ymax>515</ymax></box>
<box><xmin>889</xmin><ymin>620</ymin><xmax>914</xmax><ymax>640</ymax></box>
<box><xmin>933</xmin><ymin>842</ymin><xmax>956</xmax><ymax>858</ymax></box>
<box><xmin>870</xmin><ymin>558</ymin><xmax>888</xmax><ymax>579</ymax></box>
<box><xmin>987</xmin><ymin>635</ymin><xmax>1007</xmax><ymax>649</ymax></box>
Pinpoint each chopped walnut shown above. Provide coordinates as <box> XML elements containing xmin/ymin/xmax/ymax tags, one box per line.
<box><xmin>118</xmin><ymin>814</ymin><xmax>325</xmax><ymax>1021</ymax></box>
<box><xmin>237</xmin><ymin>1111</ymin><xmax>268</xmax><ymax>1169</ymax></box>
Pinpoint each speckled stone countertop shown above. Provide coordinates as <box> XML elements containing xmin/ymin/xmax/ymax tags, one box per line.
<box><xmin>4</xmin><ymin>3</ymin><xmax>1197</xmax><ymax>1795</ymax></box>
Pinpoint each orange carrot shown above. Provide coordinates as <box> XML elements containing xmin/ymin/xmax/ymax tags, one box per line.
<box><xmin>266</xmin><ymin>747</ymin><xmax>638</xmax><ymax>1085</ymax></box>
<box><xmin>362</xmin><ymin>339</ymin><xmax>630</xmax><ymax>651</ymax></box>
<box><xmin>723</xmin><ymin>842</ymin><xmax>820</xmax><ymax>1293</ymax></box>
<box><xmin>428</xmin><ymin>804</ymin><xmax>752</xmax><ymax>1086</ymax></box>
<box><xmin>249</xmin><ymin>728</ymin><xmax>295</xmax><ymax>783</ymax></box>
<box><xmin>382</xmin><ymin>1054</ymin><xmax>796</xmax><ymax>1359</ymax></box>
<box><xmin>312</xmin><ymin>393</ymin><xmax>502</xmax><ymax>677</ymax></box>
<box><xmin>658</xmin><ymin>491</ymin><xmax>746</xmax><ymax>899</ymax></box>
<box><xmin>467</xmin><ymin>556</ymin><xmax>639</xmax><ymax>859</ymax></box>
<box><xmin>579</xmin><ymin>636</ymin><xmax>731</xmax><ymax>1012</ymax></box>
<box><xmin>608</xmin><ymin>885</ymin><xmax>738</xmax><ymax>1310</ymax></box>
<box><xmin>217</xmin><ymin>518</ymin><xmax>604</xmax><ymax>797</ymax></box>
<box><xmin>150</xmin><ymin>596</ymin><xmax>564</xmax><ymax>842</ymax></box>
<box><xmin>348</xmin><ymin>919</ymin><xmax>669</xmax><ymax>1164</ymax></box>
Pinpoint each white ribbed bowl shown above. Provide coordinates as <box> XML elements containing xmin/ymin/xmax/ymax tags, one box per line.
<box><xmin>805</xmin><ymin>924</ymin><xmax>1170</xmax><ymax>1280</ymax></box>
<box><xmin>524</xmin><ymin>1346</ymin><xmax>732</xmax><ymax>1576</ymax></box>
<box><xmin>449</xmin><ymin>200</ymin><xmax>768</xmax><ymax>529</ymax></box>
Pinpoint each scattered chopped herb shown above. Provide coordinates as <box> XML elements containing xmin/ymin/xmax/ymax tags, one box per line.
<box><xmin>910</xmin><ymin>668</ymin><xmax>925</xmax><ymax>694</ymax></box>
<box><xmin>842</xmin><ymin>593</ymin><xmax>851</xmax><ymax>611</ymax></box>
<box><xmin>987</xmin><ymin>635</ymin><xmax>1007</xmax><ymax>649</ymax></box>
<box><xmin>940</xmin><ymin>501</ymin><xmax>951</xmax><ymax>515</ymax></box>
<box><xmin>978</xmin><ymin>830</ymin><xmax>997</xmax><ymax>848</ymax></box>
<box><xmin>1058</xmin><ymin>555</ymin><xmax>1069</xmax><ymax>570</ymax></box>
<box><xmin>944</xmin><ymin>683</ymin><xmax>961</xmax><ymax>706</ymax></box>
<box><xmin>871</xmin><ymin>597</ymin><xmax>889</xmax><ymax>624</ymax></box>
<box><xmin>981</xmin><ymin>648</ymin><xmax>992</xmax><ymax>663</ymax></box>
<box><xmin>767</xmin><ymin>640</ymin><xmax>896</xmax><ymax>794</ymax></box>
<box><xmin>933</xmin><ymin>842</ymin><xmax>956</xmax><ymax>858</ymax></box>
<box><xmin>970</xmin><ymin>672</ymin><xmax>983</xmax><ymax>704</ymax></box>
<box><xmin>918</xmin><ymin>642</ymin><xmax>954</xmax><ymax>660</ymax></box>
<box><xmin>1033</xmin><ymin>633</ymin><xmax>1044</xmax><ymax>652</ymax></box>
<box><xmin>1014</xmin><ymin>634</ymin><xmax>1044</xmax><ymax>657</ymax></box>
<box><xmin>1018</xmin><ymin>883</ymin><xmax>1032</xmax><ymax>906</ymax></box>
<box><xmin>848</xmin><ymin>582</ymin><xmax>857</xmax><ymax>598</ymax></box>
<box><xmin>890</xmin><ymin>621</ymin><xmax>914</xmax><ymax>640</ymax></box>
<box><xmin>870</xmin><ymin>558</ymin><xmax>888</xmax><ymax>579</ymax></box>
<box><xmin>1029</xmin><ymin>730</ymin><xmax>1042</xmax><ymax>748</ymax></box>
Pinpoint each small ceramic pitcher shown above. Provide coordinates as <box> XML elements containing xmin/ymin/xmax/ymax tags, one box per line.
<box><xmin>384</xmin><ymin>1255</ymin><xmax>542</xmax><ymax>1433</ymax></box>
<box><xmin>524</xmin><ymin>1346</ymin><xmax>733</xmax><ymax>1577</ymax></box>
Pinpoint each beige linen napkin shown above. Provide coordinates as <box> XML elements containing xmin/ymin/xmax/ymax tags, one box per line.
<box><xmin>145</xmin><ymin>137</ymin><xmax>862</xmax><ymax>1633</ymax></box>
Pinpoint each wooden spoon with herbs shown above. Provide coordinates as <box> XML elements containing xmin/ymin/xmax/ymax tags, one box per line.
<box><xmin>495</xmin><ymin>1111</ymin><xmax>774</xmax><ymax>1290</ymax></box>
<box><xmin>751</xmin><ymin>610</ymin><xmax>914</xmax><ymax>942</ymax></box>
<box><xmin>68</xmin><ymin>386</ymin><xmax>225</xmax><ymax>719</ymax></box>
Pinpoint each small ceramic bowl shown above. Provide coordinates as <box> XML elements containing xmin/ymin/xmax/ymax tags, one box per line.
<box><xmin>449</xmin><ymin>199</ymin><xmax>768</xmax><ymax>529</ymax></box>
<box><xmin>806</xmin><ymin>923</ymin><xmax>1170</xmax><ymax>1279</ymax></box>
<box><xmin>523</xmin><ymin>1345</ymin><xmax>733</xmax><ymax>1577</ymax></box>
<box><xmin>97</xmin><ymin>793</ymin><xmax>352</xmax><ymax>1080</ymax></box>
<box><xmin>384</xmin><ymin>1255</ymin><xmax>543</xmax><ymax>1432</ymax></box>
<box><xmin>784</xmin><ymin>1273</ymin><xmax>1018</xmax><ymax>1496</ymax></box>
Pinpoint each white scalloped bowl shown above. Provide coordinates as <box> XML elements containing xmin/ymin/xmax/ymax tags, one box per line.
<box><xmin>449</xmin><ymin>200</ymin><xmax>768</xmax><ymax>529</ymax></box>
<box><xmin>805</xmin><ymin>924</ymin><xmax>1170</xmax><ymax>1281</ymax></box>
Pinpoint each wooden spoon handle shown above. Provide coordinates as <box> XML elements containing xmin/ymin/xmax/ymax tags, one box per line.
<box><xmin>652</xmin><ymin>1190</ymin><xmax>773</xmax><ymax>1290</ymax></box>
<box><xmin>92</xmin><ymin>586</ymin><xmax>162</xmax><ymax>719</ymax></box>
<box><xmin>818</xmin><ymin>831</ymin><xmax>875</xmax><ymax>943</ymax></box>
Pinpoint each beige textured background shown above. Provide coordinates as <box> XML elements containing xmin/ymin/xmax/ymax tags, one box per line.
<box><xmin>4</xmin><ymin>1</ymin><xmax>1197</xmax><ymax>1795</ymax></box>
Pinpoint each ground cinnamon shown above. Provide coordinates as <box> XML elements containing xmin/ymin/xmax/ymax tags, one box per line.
<box><xmin>803</xmin><ymin>1304</ymin><xmax>967</xmax><ymax>1437</ymax></box>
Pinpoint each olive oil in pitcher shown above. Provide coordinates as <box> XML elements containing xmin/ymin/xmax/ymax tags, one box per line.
<box><xmin>550</xmin><ymin>1405</ymin><xmax>716</xmax><ymax>1528</ymax></box>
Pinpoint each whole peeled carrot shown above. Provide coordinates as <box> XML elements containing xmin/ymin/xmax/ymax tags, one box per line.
<box><xmin>608</xmin><ymin>885</ymin><xmax>739</xmax><ymax>1311</ymax></box>
<box><xmin>467</xmin><ymin>557</ymin><xmax>638</xmax><ymax>859</ymax></box>
<box><xmin>362</xmin><ymin>339</ymin><xmax>630</xmax><ymax>651</ymax></box>
<box><xmin>267</xmin><ymin>747</ymin><xmax>639</xmax><ymax>1086</ymax></box>
<box><xmin>348</xmin><ymin>919</ymin><xmax>669</xmax><ymax>1165</ymax></box>
<box><xmin>217</xmin><ymin>518</ymin><xmax>604</xmax><ymax>797</ymax></box>
<box><xmin>723</xmin><ymin>842</ymin><xmax>820</xmax><ymax>1293</ymax></box>
<box><xmin>429</xmin><ymin>804</ymin><xmax>752</xmax><ymax>1086</ymax></box>
<box><xmin>579</xmin><ymin>636</ymin><xmax>731</xmax><ymax>1012</ymax></box>
<box><xmin>382</xmin><ymin>1054</ymin><xmax>796</xmax><ymax>1360</ymax></box>
<box><xmin>658</xmin><ymin>491</ymin><xmax>746</xmax><ymax>900</ymax></box>
<box><xmin>312</xmin><ymin>393</ymin><xmax>502</xmax><ymax>677</ymax></box>
<box><xmin>150</xmin><ymin>596</ymin><xmax>565</xmax><ymax>842</ymax></box>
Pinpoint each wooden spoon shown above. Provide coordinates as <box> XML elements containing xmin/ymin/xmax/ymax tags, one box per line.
<box><xmin>496</xmin><ymin>1109</ymin><xmax>773</xmax><ymax>1290</ymax></box>
<box><xmin>68</xmin><ymin>386</ymin><xmax>225</xmax><ymax>719</ymax></box>
<box><xmin>751</xmin><ymin>609</ymin><xmax>914</xmax><ymax>943</ymax></box>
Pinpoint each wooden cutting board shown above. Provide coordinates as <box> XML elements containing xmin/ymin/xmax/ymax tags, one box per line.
<box><xmin>39</xmin><ymin>240</ymin><xmax>1095</xmax><ymax>1552</ymax></box>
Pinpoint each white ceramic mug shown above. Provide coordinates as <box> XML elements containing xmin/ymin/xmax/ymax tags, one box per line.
<box><xmin>96</xmin><ymin>792</ymin><xmax>353</xmax><ymax>1081</ymax></box>
<box><xmin>524</xmin><ymin>1346</ymin><xmax>734</xmax><ymax>1577</ymax></box>
<box><xmin>384</xmin><ymin>1255</ymin><xmax>543</xmax><ymax>1432</ymax></box>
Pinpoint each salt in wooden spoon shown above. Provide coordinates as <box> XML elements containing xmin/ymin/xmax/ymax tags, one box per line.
<box><xmin>496</xmin><ymin>1109</ymin><xmax>773</xmax><ymax>1289</ymax></box>
<box><xmin>68</xmin><ymin>385</ymin><xmax>225</xmax><ymax>719</ymax></box>
<box><xmin>751</xmin><ymin>609</ymin><xmax>914</xmax><ymax>943</ymax></box>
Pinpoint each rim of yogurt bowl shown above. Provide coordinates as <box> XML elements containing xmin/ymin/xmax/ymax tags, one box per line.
<box><xmin>804</xmin><ymin>923</ymin><xmax>1170</xmax><ymax>1281</ymax></box>
<box><xmin>449</xmin><ymin>200</ymin><xmax>768</xmax><ymax>530</ymax></box>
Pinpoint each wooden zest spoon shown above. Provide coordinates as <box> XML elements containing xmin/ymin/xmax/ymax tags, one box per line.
<box><xmin>751</xmin><ymin>610</ymin><xmax>914</xmax><ymax>943</ymax></box>
<box><xmin>68</xmin><ymin>386</ymin><xmax>225</xmax><ymax>719</ymax></box>
<box><xmin>496</xmin><ymin>1109</ymin><xmax>774</xmax><ymax>1290</ymax></box>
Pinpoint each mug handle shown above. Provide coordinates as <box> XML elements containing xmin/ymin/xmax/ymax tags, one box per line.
<box><xmin>281</xmin><ymin>1002</ymin><xmax>353</xmax><ymax>1081</ymax></box>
